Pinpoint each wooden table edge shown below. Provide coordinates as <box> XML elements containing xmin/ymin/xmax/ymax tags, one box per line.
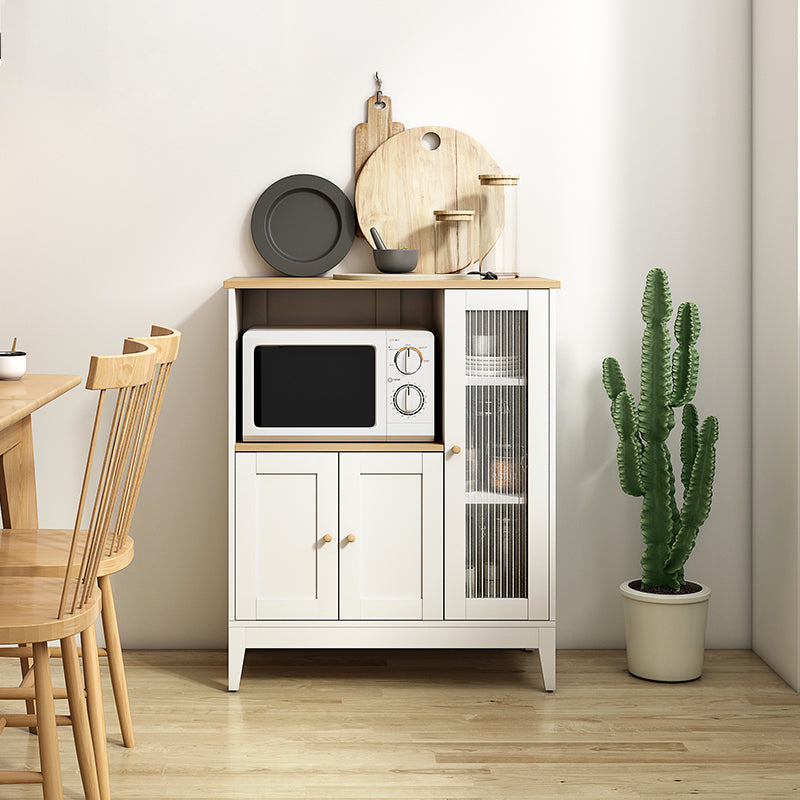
<box><xmin>0</xmin><ymin>374</ymin><xmax>82</xmax><ymax>431</ymax></box>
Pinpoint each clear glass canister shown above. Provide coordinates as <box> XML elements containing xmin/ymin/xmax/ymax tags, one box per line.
<box><xmin>478</xmin><ymin>174</ymin><xmax>519</xmax><ymax>274</ymax></box>
<box><xmin>433</xmin><ymin>209</ymin><xmax>476</xmax><ymax>274</ymax></box>
<box><xmin>490</xmin><ymin>442</ymin><xmax>523</xmax><ymax>494</ymax></box>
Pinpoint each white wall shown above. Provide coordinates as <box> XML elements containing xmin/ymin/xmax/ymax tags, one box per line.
<box><xmin>752</xmin><ymin>0</ymin><xmax>800</xmax><ymax>690</ymax></box>
<box><xmin>0</xmin><ymin>0</ymin><xmax>751</xmax><ymax>648</ymax></box>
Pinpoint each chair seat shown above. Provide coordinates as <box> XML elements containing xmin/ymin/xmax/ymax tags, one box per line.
<box><xmin>0</xmin><ymin>530</ymin><xmax>134</xmax><ymax>578</ymax></box>
<box><xmin>0</xmin><ymin>578</ymin><xmax>101</xmax><ymax>644</ymax></box>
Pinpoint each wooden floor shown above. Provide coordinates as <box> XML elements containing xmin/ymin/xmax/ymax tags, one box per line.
<box><xmin>0</xmin><ymin>649</ymin><xmax>798</xmax><ymax>799</ymax></box>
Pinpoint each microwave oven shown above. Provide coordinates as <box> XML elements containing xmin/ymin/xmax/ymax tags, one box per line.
<box><xmin>240</xmin><ymin>327</ymin><xmax>435</xmax><ymax>442</ymax></box>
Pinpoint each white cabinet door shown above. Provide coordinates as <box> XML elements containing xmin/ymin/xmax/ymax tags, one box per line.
<box><xmin>339</xmin><ymin>452</ymin><xmax>443</xmax><ymax>620</ymax></box>
<box><xmin>235</xmin><ymin>452</ymin><xmax>338</xmax><ymax>620</ymax></box>
<box><xmin>443</xmin><ymin>289</ymin><xmax>553</xmax><ymax>621</ymax></box>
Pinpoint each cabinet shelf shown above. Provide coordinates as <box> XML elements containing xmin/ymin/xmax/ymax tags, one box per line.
<box><xmin>235</xmin><ymin>442</ymin><xmax>444</xmax><ymax>452</ymax></box>
<box><xmin>223</xmin><ymin>275</ymin><xmax>561</xmax><ymax>290</ymax></box>
<box><xmin>466</xmin><ymin>491</ymin><xmax>525</xmax><ymax>505</ymax></box>
<box><xmin>465</xmin><ymin>375</ymin><xmax>527</xmax><ymax>386</ymax></box>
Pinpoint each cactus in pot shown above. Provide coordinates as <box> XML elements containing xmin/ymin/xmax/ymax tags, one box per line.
<box><xmin>603</xmin><ymin>268</ymin><xmax>719</xmax><ymax>592</ymax></box>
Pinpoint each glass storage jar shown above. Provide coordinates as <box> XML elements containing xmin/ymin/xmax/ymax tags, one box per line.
<box><xmin>478</xmin><ymin>174</ymin><xmax>519</xmax><ymax>274</ymax></box>
<box><xmin>433</xmin><ymin>209</ymin><xmax>476</xmax><ymax>274</ymax></box>
<box><xmin>490</xmin><ymin>443</ymin><xmax>523</xmax><ymax>494</ymax></box>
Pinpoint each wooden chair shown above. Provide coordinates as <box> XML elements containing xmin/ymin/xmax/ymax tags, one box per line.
<box><xmin>0</xmin><ymin>325</ymin><xmax>181</xmax><ymax>749</ymax></box>
<box><xmin>0</xmin><ymin>339</ymin><xmax>157</xmax><ymax>800</ymax></box>
<box><xmin>94</xmin><ymin>324</ymin><xmax>180</xmax><ymax>748</ymax></box>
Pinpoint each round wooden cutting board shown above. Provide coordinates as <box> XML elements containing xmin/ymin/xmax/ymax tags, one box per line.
<box><xmin>355</xmin><ymin>126</ymin><xmax>503</xmax><ymax>273</ymax></box>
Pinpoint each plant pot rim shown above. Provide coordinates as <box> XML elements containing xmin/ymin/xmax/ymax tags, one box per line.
<box><xmin>619</xmin><ymin>579</ymin><xmax>711</xmax><ymax>605</ymax></box>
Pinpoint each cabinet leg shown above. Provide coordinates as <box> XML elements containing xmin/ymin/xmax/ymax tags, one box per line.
<box><xmin>228</xmin><ymin>629</ymin><xmax>245</xmax><ymax>691</ymax></box>
<box><xmin>537</xmin><ymin>628</ymin><xmax>556</xmax><ymax>692</ymax></box>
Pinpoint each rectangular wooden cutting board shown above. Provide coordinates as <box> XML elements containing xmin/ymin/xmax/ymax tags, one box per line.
<box><xmin>354</xmin><ymin>94</ymin><xmax>404</xmax><ymax>181</ymax></box>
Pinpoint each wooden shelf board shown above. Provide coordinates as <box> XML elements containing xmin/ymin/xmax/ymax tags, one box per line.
<box><xmin>223</xmin><ymin>276</ymin><xmax>560</xmax><ymax>290</ymax></box>
<box><xmin>235</xmin><ymin>441</ymin><xmax>445</xmax><ymax>452</ymax></box>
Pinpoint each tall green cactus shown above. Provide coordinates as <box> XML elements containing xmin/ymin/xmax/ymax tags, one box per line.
<box><xmin>603</xmin><ymin>268</ymin><xmax>719</xmax><ymax>592</ymax></box>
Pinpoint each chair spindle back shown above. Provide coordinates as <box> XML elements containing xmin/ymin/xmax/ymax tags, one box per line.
<box><xmin>108</xmin><ymin>325</ymin><xmax>181</xmax><ymax>556</ymax></box>
<box><xmin>58</xmin><ymin>341</ymin><xmax>157</xmax><ymax>619</ymax></box>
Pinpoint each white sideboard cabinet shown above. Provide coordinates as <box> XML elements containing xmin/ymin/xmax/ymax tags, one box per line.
<box><xmin>225</xmin><ymin>276</ymin><xmax>559</xmax><ymax>693</ymax></box>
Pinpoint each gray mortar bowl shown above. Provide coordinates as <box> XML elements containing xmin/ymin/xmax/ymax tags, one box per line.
<box><xmin>373</xmin><ymin>248</ymin><xmax>419</xmax><ymax>274</ymax></box>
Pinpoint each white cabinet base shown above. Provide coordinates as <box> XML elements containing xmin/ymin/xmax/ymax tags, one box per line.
<box><xmin>227</xmin><ymin>622</ymin><xmax>556</xmax><ymax>692</ymax></box>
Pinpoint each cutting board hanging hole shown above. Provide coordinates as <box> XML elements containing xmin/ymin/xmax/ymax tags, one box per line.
<box><xmin>421</xmin><ymin>132</ymin><xmax>441</xmax><ymax>151</ymax></box>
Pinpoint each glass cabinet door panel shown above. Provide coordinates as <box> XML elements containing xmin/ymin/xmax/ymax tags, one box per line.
<box><xmin>466</xmin><ymin>503</ymin><xmax>528</xmax><ymax>598</ymax></box>
<box><xmin>465</xmin><ymin>309</ymin><xmax>528</xmax><ymax>601</ymax></box>
<box><xmin>444</xmin><ymin>289</ymin><xmax>551</xmax><ymax>622</ymax></box>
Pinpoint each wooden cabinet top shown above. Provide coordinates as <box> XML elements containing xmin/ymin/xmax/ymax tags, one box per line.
<box><xmin>223</xmin><ymin>276</ymin><xmax>560</xmax><ymax>290</ymax></box>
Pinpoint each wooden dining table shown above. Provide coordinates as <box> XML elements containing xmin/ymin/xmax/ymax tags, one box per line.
<box><xmin>0</xmin><ymin>373</ymin><xmax>81</xmax><ymax>529</ymax></box>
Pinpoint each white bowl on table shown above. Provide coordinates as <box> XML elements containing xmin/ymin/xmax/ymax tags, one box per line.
<box><xmin>0</xmin><ymin>351</ymin><xmax>27</xmax><ymax>380</ymax></box>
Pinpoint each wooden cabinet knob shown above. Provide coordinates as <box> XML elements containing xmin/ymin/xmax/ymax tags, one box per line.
<box><xmin>451</xmin><ymin>445</ymin><xmax>462</xmax><ymax>454</ymax></box>
<box><xmin>322</xmin><ymin>534</ymin><xmax>333</xmax><ymax>543</ymax></box>
<box><xmin>346</xmin><ymin>533</ymin><xmax>356</xmax><ymax>543</ymax></box>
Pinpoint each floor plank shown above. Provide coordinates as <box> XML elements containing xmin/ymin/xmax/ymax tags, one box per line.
<box><xmin>0</xmin><ymin>649</ymin><xmax>798</xmax><ymax>798</ymax></box>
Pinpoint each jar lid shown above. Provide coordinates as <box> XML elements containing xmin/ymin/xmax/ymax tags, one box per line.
<box><xmin>433</xmin><ymin>209</ymin><xmax>475</xmax><ymax>221</ymax></box>
<box><xmin>479</xmin><ymin>174</ymin><xmax>520</xmax><ymax>185</ymax></box>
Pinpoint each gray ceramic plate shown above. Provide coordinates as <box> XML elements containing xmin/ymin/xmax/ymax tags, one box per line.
<box><xmin>251</xmin><ymin>174</ymin><xmax>355</xmax><ymax>276</ymax></box>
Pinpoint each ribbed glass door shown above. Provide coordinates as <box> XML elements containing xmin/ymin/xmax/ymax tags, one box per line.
<box><xmin>464</xmin><ymin>310</ymin><xmax>528</xmax><ymax>600</ymax></box>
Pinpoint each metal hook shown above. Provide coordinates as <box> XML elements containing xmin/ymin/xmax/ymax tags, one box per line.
<box><xmin>375</xmin><ymin>71</ymin><xmax>383</xmax><ymax>106</ymax></box>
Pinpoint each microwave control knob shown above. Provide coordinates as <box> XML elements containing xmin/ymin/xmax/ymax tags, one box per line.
<box><xmin>394</xmin><ymin>384</ymin><xmax>424</xmax><ymax>415</ymax></box>
<box><xmin>394</xmin><ymin>346</ymin><xmax>423</xmax><ymax>375</ymax></box>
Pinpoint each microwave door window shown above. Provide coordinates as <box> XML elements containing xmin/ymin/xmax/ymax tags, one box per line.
<box><xmin>254</xmin><ymin>345</ymin><xmax>376</xmax><ymax>428</ymax></box>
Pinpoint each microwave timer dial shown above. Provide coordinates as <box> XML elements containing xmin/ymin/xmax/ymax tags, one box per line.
<box><xmin>394</xmin><ymin>346</ymin><xmax>423</xmax><ymax>375</ymax></box>
<box><xmin>393</xmin><ymin>384</ymin><xmax>425</xmax><ymax>415</ymax></box>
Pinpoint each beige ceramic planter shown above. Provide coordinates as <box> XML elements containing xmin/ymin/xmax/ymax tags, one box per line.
<box><xmin>620</xmin><ymin>580</ymin><xmax>711</xmax><ymax>682</ymax></box>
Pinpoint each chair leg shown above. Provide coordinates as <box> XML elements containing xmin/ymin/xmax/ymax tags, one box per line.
<box><xmin>61</xmin><ymin>636</ymin><xmax>101</xmax><ymax>800</ymax></box>
<box><xmin>98</xmin><ymin>574</ymin><xmax>135</xmax><ymax>747</ymax></box>
<box><xmin>18</xmin><ymin>642</ymin><xmax>37</xmax><ymax>733</ymax></box>
<box><xmin>31</xmin><ymin>641</ymin><xmax>63</xmax><ymax>800</ymax></box>
<box><xmin>81</xmin><ymin>626</ymin><xmax>111</xmax><ymax>800</ymax></box>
